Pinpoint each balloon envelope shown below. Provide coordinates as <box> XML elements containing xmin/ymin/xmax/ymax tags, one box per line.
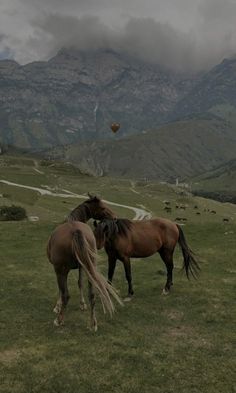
<box><xmin>110</xmin><ymin>123</ymin><xmax>120</xmax><ymax>133</ymax></box>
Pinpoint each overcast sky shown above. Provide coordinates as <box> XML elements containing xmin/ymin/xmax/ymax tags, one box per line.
<box><xmin>0</xmin><ymin>0</ymin><xmax>236</xmax><ymax>71</ymax></box>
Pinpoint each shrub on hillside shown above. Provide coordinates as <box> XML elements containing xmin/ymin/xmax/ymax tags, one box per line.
<box><xmin>0</xmin><ymin>205</ymin><xmax>27</xmax><ymax>221</ymax></box>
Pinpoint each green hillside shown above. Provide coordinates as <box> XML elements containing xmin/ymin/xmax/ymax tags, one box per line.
<box><xmin>191</xmin><ymin>158</ymin><xmax>236</xmax><ymax>203</ymax></box>
<box><xmin>0</xmin><ymin>154</ymin><xmax>236</xmax><ymax>393</ymax></box>
<box><xmin>46</xmin><ymin>117</ymin><xmax>236</xmax><ymax>182</ymax></box>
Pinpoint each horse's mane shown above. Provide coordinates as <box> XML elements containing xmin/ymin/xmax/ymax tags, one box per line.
<box><xmin>67</xmin><ymin>202</ymin><xmax>89</xmax><ymax>223</ymax></box>
<box><xmin>115</xmin><ymin>219</ymin><xmax>133</xmax><ymax>237</ymax></box>
<box><xmin>97</xmin><ymin>218</ymin><xmax>133</xmax><ymax>241</ymax></box>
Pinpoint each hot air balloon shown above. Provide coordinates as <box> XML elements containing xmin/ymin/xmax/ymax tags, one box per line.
<box><xmin>110</xmin><ymin>122</ymin><xmax>120</xmax><ymax>133</ymax></box>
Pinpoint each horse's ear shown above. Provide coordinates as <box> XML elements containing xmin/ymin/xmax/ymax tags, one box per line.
<box><xmin>87</xmin><ymin>193</ymin><xmax>100</xmax><ymax>202</ymax></box>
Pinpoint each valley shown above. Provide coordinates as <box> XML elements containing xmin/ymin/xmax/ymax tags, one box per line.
<box><xmin>0</xmin><ymin>155</ymin><xmax>235</xmax><ymax>393</ymax></box>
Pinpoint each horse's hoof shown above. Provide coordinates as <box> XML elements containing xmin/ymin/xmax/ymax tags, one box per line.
<box><xmin>90</xmin><ymin>319</ymin><xmax>98</xmax><ymax>332</ymax></box>
<box><xmin>162</xmin><ymin>288</ymin><xmax>169</xmax><ymax>296</ymax></box>
<box><xmin>53</xmin><ymin>318</ymin><xmax>60</xmax><ymax>326</ymax></box>
<box><xmin>123</xmin><ymin>296</ymin><xmax>132</xmax><ymax>302</ymax></box>
<box><xmin>80</xmin><ymin>303</ymin><xmax>87</xmax><ymax>311</ymax></box>
<box><xmin>53</xmin><ymin>318</ymin><xmax>64</xmax><ymax>327</ymax></box>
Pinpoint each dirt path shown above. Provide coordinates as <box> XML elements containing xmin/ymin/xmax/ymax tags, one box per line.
<box><xmin>0</xmin><ymin>180</ymin><xmax>151</xmax><ymax>220</ymax></box>
<box><xmin>129</xmin><ymin>181</ymin><xmax>140</xmax><ymax>195</ymax></box>
<box><xmin>33</xmin><ymin>160</ymin><xmax>44</xmax><ymax>175</ymax></box>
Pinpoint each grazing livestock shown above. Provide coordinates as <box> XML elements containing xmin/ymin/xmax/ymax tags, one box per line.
<box><xmin>176</xmin><ymin>204</ymin><xmax>187</xmax><ymax>210</ymax></box>
<box><xmin>164</xmin><ymin>201</ymin><xmax>171</xmax><ymax>206</ymax></box>
<box><xmin>175</xmin><ymin>217</ymin><xmax>187</xmax><ymax>222</ymax></box>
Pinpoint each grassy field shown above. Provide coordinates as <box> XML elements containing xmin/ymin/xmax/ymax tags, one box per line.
<box><xmin>0</xmin><ymin>155</ymin><xmax>236</xmax><ymax>393</ymax></box>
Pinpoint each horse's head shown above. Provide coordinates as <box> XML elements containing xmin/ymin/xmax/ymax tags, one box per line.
<box><xmin>84</xmin><ymin>193</ymin><xmax>117</xmax><ymax>220</ymax></box>
<box><xmin>93</xmin><ymin>219</ymin><xmax>119</xmax><ymax>249</ymax></box>
<box><xmin>93</xmin><ymin>220</ymin><xmax>106</xmax><ymax>249</ymax></box>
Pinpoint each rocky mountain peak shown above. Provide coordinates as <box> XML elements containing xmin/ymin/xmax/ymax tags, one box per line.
<box><xmin>0</xmin><ymin>48</ymin><xmax>235</xmax><ymax>151</ymax></box>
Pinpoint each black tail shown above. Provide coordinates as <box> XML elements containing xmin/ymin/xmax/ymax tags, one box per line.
<box><xmin>177</xmin><ymin>225</ymin><xmax>200</xmax><ymax>279</ymax></box>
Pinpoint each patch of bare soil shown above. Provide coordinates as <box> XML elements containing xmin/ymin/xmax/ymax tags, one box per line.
<box><xmin>0</xmin><ymin>349</ymin><xmax>20</xmax><ymax>364</ymax></box>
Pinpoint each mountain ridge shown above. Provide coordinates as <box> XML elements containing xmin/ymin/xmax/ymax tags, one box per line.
<box><xmin>0</xmin><ymin>48</ymin><xmax>199</xmax><ymax>149</ymax></box>
<box><xmin>1</xmin><ymin>48</ymin><xmax>236</xmax><ymax>183</ymax></box>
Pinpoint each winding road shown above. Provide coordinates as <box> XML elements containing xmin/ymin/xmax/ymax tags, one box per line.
<box><xmin>0</xmin><ymin>180</ymin><xmax>152</xmax><ymax>220</ymax></box>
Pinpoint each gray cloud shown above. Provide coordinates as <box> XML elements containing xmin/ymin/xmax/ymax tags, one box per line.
<box><xmin>198</xmin><ymin>0</ymin><xmax>236</xmax><ymax>24</ymax></box>
<box><xmin>121</xmin><ymin>18</ymin><xmax>195</xmax><ymax>71</ymax></box>
<box><xmin>0</xmin><ymin>0</ymin><xmax>236</xmax><ymax>71</ymax></box>
<box><xmin>0</xmin><ymin>33</ymin><xmax>14</xmax><ymax>59</ymax></box>
<box><xmin>35</xmin><ymin>14</ymin><xmax>116</xmax><ymax>52</ymax></box>
<box><xmin>0</xmin><ymin>33</ymin><xmax>6</xmax><ymax>42</ymax></box>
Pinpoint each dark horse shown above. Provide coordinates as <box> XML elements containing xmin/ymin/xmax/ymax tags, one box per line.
<box><xmin>94</xmin><ymin>217</ymin><xmax>200</xmax><ymax>298</ymax></box>
<box><xmin>47</xmin><ymin>195</ymin><xmax>120</xmax><ymax>330</ymax></box>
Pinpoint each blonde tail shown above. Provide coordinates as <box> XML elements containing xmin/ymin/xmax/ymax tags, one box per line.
<box><xmin>72</xmin><ymin>230</ymin><xmax>122</xmax><ymax>316</ymax></box>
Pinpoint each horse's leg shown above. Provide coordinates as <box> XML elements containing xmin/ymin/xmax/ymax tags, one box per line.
<box><xmin>107</xmin><ymin>254</ymin><xmax>117</xmax><ymax>284</ymax></box>
<box><xmin>122</xmin><ymin>257</ymin><xmax>134</xmax><ymax>300</ymax></box>
<box><xmin>159</xmin><ymin>247</ymin><xmax>174</xmax><ymax>295</ymax></box>
<box><xmin>54</xmin><ymin>270</ymin><xmax>70</xmax><ymax>326</ymax></box>
<box><xmin>78</xmin><ymin>265</ymin><xmax>87</xmax><ymax>311</ymax></box>
<box><xmin>88</xmin><ymin>281</ymin><xmax>97</xmax><ymax>332</ymax></box>
<box><xmin>53</xmin><ymin>292</ymin><xmax>62</xmax><ymax>314</ymax></box>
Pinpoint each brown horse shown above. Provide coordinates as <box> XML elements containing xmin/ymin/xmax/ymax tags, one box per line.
<box><xmin>47</xmin><ymin>195</ymin><xmax>119</xmax><ymax>330</ymax></box>
<box><xmin>67</xmin><ymin>194</ymin><xmax>117</xmax><ymax>222</ymax></box>
<box><xmin>94</xmin><ymin>218</ymin><xmax>200</xmax><ymax>298</ymax></box>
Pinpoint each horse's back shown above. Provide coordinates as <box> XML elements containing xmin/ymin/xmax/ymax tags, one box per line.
<box><xmin>50</xmin><ymin>221</ymin><xmax>94</xmax><ymax>242</ymax></box>
<box><xmin>132</xmin><ymin>217</ymin><xmax>177</xmax><ymax>232</ymax></box>
<box><xmin>47</xmin><ymin>221</ymin><xmax>95</xmax><ymax>267</ymax></box>
<box><xmin>148</xmin><ymin>217</ymin><xmax>179</xmax><ymax>241</ymax></box>
<box><xmin>130</xmin><ymin>218</ymin><xmax>179</xmax><ymax>250</ymax></box>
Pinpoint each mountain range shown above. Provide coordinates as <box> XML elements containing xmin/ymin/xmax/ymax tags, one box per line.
<box><xmin>0</xmin><ymin>48</ymin><xmax>236</xmax><ymax>181</ymax></box>
<box><xmin>0</xmin><ymin>47</ymin><xmax>199</xmax><ymax>148</ymax></box>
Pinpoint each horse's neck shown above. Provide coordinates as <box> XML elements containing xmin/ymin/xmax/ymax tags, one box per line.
<box><xmin>68</xmin><ymin>205</ymin><xmax>90</xmax><ymax>223</ymax></box>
